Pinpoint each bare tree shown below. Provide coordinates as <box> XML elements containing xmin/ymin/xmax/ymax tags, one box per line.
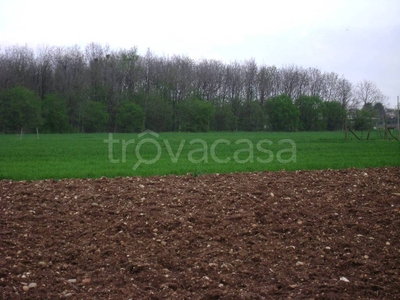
<box><xmin>354</xmin><ymin>80</ymin><xmax>387</xmax><ymax>107</ymax></box>
<box><xmin>279</xmin><ymin>65</ymin><xmax>298</xmax><ymax>99</ymax></box>
<box><xmin>295</xmin><ymin>66</ymin><xmax>309</xmax><ymax>99</ymax></box>
<box><xmin>195</xmin><ymin>58</ymin><xmax>224</xmax><ymax>103</ymax></box>
<box><xmin>243</xmin><ymin>58</ymin><xmax>258</xmax><ymax>102</ymax></box>
<box><xmin>321</xmin><ymin>72</ymin><xmax>340</xmax><ymax>102</ymax></box>
<box><xmin>35</xmin><ymin>45</ymin><xmax>55</xmax><ymax>100</ymax></box>
<box><xmin>337</xmin><ymin>77</ymin><xmax>354</xmax><ymax>109</ymax></box>
<box><xmin>257</xmin><ymin>65</ymin><xmax>268</xmax><ymax>107</ymax></box>
<box><xmin>335</xmin><ymin>77</ymin><xmax>353</xmax><ymax>139</ymax></box>
<box><xmin>53</xmin><ymin>45</ymin><xmax>87</xmax><ymax>128</ymax></box>
<box><xmin>306</xmin><ymin>67</ymin><xmax>324</xmax><ymax>97</ymax></box>
<box><xmin>354</xmin><ymin>80</ymin><xmax>388</xmax><ymax>139</ymax></box>
<box><xmin>223</xmin><ymin>61</ymin><xmax>244</xmax><ymax>115</ymax></box>
<box><xmin>0</xmin><ymin>45</ymin><xmax>36</xmax><ymax>89</ymax></box>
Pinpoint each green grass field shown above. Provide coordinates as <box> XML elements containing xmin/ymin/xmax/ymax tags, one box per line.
<box><xmin>0</xmin><ymin>131</ymin><xmax>399</xmax><ymax>180</ymax></box>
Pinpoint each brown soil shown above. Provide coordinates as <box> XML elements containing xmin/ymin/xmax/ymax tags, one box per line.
<box><xmin>1</xmin><ymin>167</ymin><xmax>400</xmax><ymax>299</ymax></box>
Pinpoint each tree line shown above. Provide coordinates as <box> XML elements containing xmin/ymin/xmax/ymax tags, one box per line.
<box><xmin>0</xmin><ymin>43</ymin><xmax>388</xmax><ymax>134</ymax></box>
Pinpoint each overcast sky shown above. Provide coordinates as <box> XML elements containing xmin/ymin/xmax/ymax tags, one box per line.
<box><xmin>0</xmin><ymin>0</ymin><xmax>399</xmax><ymax>107</ymax></box>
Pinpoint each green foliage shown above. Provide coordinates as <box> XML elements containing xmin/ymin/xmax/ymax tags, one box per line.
<box><xmin>42</xmin><ymin>93</ymin><xmax>71</xmax><ymax>133</ymax></box>
<box><xmin>322</xmin><ymin>101</ymin><xmax>346</xmax><ymax>131</ymax></box>
<box><xmin>372</xmin><ymin>102</ymin><xmax>385</xmax><ymax>125</ymax></box>
<box><xmin>145</xmin><ymin>95</ymin><xmax>173</xmax><ymax>132</ymax></box>
<box><xmin>81</xmin><ymin>101</ymin><xmax>109</xmax><ymax>132</ymax></box>
<box><xmin>116</xmin><ymin>101</ymin><xmax>145</xmax><ymax>132</ymax></box>
<box><xmin>295</xmin><ymin>95</ymin><xmax>324</xmax><ymax>131</ymax></box>
<box><xmin>178</xmin><ymin>99</ymin><xmax>214</xmax><ymax>132</ymax></box>
<box><xmin>238</xmin><ymin>101</ymin><xmax>265</xmax><ymax>131</ymax></box>
<box><xmin>265</xmin><ymin>94</ymin><xmax>299</xmax><ymax>131</ymax></box>
<box><xmin>213</xmin><ymin>103</ymin><xmax>237</xmax><ymax>131</ymax></box>
<box><xmin>0</xmin><ymin>87</ymin><xmax>42</xmax><ymax>133</ymax></box>
<box><xmin>352</xmin><ymin>109</ymin><xmax>375</xmax><ymax>131</ymax></box>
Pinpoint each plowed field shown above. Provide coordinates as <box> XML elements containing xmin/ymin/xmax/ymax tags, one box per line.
<box><xmin>1</xmin><ymin>167</ymin><xmax>400</xmax><ymax>299</ymax></box>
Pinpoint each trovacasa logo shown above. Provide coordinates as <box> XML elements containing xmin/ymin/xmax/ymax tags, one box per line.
<box><xmin>104</xmin><ymin>130</ymin><xmax>296</xmax><ymax>170</ymax></box>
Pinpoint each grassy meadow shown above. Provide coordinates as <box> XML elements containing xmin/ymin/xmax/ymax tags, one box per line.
<box><xmin>0</xmin><ymin>131</ymin><xmax>399</xmax><ymax>180</ymax></box>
